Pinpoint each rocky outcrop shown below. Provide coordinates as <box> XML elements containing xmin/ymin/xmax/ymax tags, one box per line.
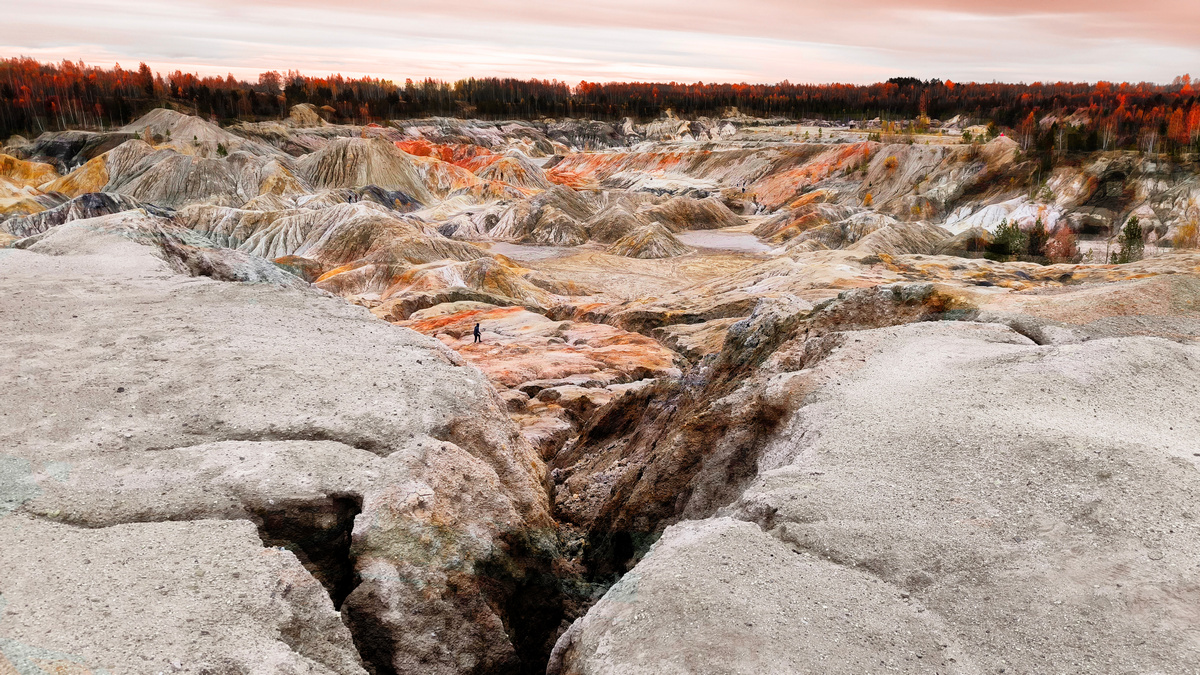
<box><xmin>550</xmin><ymin>517</ymin><xmax>955</xmax><ymax>674</ymax></box>
<box><xmin>1</xmin><ymin>515</ymin><xmax>368</xmax><ymax>675</ymax></box>
<box><xmin>0</xmin><ymin>221</ymin><xmax>561</xmax><ymax>674</ymax></box>
<box><xmin>554</xmin><ymin>285</ymin><xmax>1200</xmax><ymax>674</ymax></box>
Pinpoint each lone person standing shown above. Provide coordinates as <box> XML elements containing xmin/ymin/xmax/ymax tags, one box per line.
<box><xmin>473</xmin><ymin>322</ymin><xmax>482</xmax><ymax>344</ymax></box>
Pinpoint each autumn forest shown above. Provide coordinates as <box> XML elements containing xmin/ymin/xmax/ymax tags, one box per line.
<box><xmin>3</xmin><ymin>57</ymin><xmax>1199</xmax><ymax>156</ymax></box>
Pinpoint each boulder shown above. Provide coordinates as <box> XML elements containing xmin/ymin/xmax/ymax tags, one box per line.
<box><xmin>0</xmin><ymin>516</ymin><xmax>368</xmax><ymax>675</ymax></box>
<box><xmin>551</xmin><ymin>518</ymin><xmax>953</xmax><ymax>675</ymax></box>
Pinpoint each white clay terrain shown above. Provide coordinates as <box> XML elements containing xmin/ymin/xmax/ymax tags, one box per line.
<box><xmin>2</xmin><ymin>107</ymin><xmax>1199</xmax><ymax>674</ymax></box>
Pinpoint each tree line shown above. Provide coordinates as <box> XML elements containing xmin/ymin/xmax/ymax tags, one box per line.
<box><xmin>2</xmin><ymin>57</ymin><xmax>1198</xmax><ymax>155</ymax></box>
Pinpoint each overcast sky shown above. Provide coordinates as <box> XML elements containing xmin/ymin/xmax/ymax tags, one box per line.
<box><xmin>4</xmin><ymin>0</ymin><xmax>1198</xmax><ymax>84</ymax></box>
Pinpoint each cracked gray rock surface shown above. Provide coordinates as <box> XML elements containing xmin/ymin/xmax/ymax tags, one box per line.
<box><xmin>0</xmin><ymin>516</ymin><xmax>367</xmax><ymax>675</ymax></box>
<box><xmin>556</xmin><ymin>321</ymin><xmax>1200</xmax><ymax>674</ymax></box>
<box><xmin>0</xmin><ymin>217</ymin><xmax>552</xmax><ymax>674</ymax></box>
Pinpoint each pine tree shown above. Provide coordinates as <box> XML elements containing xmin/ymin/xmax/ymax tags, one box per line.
<box><xmin>987</xmin><ymin>220</ymin><xmax>1027</xmax><ymax>261</ymax></box>
<box><xmin>1115</xmin><ymin>216</ymin><xmax>1144</xmax><ymax>263</ymax></box>
<box><xmin>1027</xmin><ymin>218</ymin><xmax>1048</xmax><ymax>260</ymax></box>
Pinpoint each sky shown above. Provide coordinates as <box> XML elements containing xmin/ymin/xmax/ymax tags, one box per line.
<box><xmin>3</xmin><ymin>0</ymin><xmax>1198</xmax><ymax>85</ymax></box>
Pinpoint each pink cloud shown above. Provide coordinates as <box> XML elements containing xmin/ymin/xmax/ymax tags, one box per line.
<box><xmin>4</xmin><ymin>0</ymin><xmax>1198</xmax><ymax>84</ymax></box>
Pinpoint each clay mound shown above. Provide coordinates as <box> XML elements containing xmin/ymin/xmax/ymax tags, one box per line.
<box><xmin>121</xmin><ymin>108</ymin><xmax>280</xmax><ymax>158</ymax></box>
<box><xmin>2</xmin><ymin>192</ymin><xmax>168</xmax><ymax>239</ymax></box>
<box><xmin>0</xmin><ymin>154</ymin><xmax>64</xmax><ymax>219</ymax></box>
<box><xmin>491</xmin><ymin>201</ymin><xmax>588</xmax><ymax>246</ymax></box>
<box><xmin>240</xmin><ymin>192</ymin><xmax>296</xmax><ymax>211</ymax></box>
<box><xmin>846</xmin><ymin>220</ymin><xmax>953</xmax><ymax>256</ymax></box>
<box><xmin>538</xmin><ymin>184</ymin><xmax>596</xmax><ymax>221</ymax></box>
<box><xmin>487</xmin><ymin>185</ymin><xmax>597</xmax><ymax>246</ymax></box>
<box><xmin>18</xmin><ymin>210</ymin><xmax>307</xmax><ymax>288</ymax></box>
<box><xmin>246</xmin><ymin>158</ymin><xmax>312</xmax><ymax>199</ymax></box>
<box><xmin>355</xmin><ymin>184</ymin><xmax>423</xmax><ymax>212</ymax></box>
<box><xmin>585</xmin><ymin>206</ymin><xmax>649</xmax><ymax>243</ymax></box>
<box><xmin>290</xmin><ymin>184</ymin><xmax>420</xmax><ymax>213</ymax></box>
<box><xmin>310</xmin><ymin>253</ymin><xmax>414</xmax><ymax>297</ymax></box>
<box><xmin>448</xmin><ymin>180</ymin><xmax>531</xmax><ymax>202</ymax></box>
<box><xmin>36</xmin><ymin>139</ymin><xmax>160</xmax><ymax>201</ymax></box>
<box><xmin>753</xmin><ymin>202</ymin><xmax>855</xmax><ymax>243</ymax></box>
<box><xmin>410</xmin><ymin>154</ymin><xmax>529</xmax><ymax>203</ymax></box>
<box><xmin>378</xmin><ymin>256</ymin><xmax>557</xmax><ymax>307</ymax></box>
<box><xmin>607</xmin><ymin>222</ymin><xmax>692</xmax><ymax>259</ymax></box>
<box><xmin>297</xmin><ymin>137</ymin><xmax>435</xmax><ymax>205</ymax></box>
<box><xmin>396</xmin><ymin>139</ymin><xmax>502</xmax><ymax>170</ymax></box>
<box><xmin>413</xmin><ymin>155</ymin><xmax>485</xmax><ymax>197</ymax></box>
<box><xmin>13</xmin><ymin>129</ymin><xmax>138</xmax><ymax>172</ymax></box>
<box><xmin>293</xmin><ymin>186</ymin><xmax>420</xmax><ymax>212</ymax></box>
<box><xmin>527</xmin><ymin>205</ymin><xmax>588</xmax><ymax>246</ymax></box>
<box><xmin>39</xmin><ymin>153</ymin><xmax>110</xmax><ymax>197</ymax></box>
<box><xmin>176</xmin><ymin>201</ymin><xmax>486</xmax><ymax>269</ymax></box>
<box><xmin>448</xmin><ymin>256</ymin><xmax>559</xmax><ymax>305</ymax></box>
<box><xmin>174</xmin><ymin>204</ymin><xmax>297</xmax><ymax>250</ymax></box>
<box><xmin>395</xmin><ymin>117</ymin><xmax>566</xmax><ymax>157</ymax></box>
<box><xmin>0</xmin><ymin>195</ymin><xmax>49</xmax><ymax>222</ymax></box>
<box><xmin>0</xmin><ymin>153</ymin><xmax>59</xmax><ymax>192</ymax></box>
<box><xmin>473</xmin><ymin>155</ymin><xmax>553</xmax><ymax>190</ymax></box>
<box><xmin>287</xmin><ymin>103</ymin><xmax>327</xmax><ymax>128</ymax></box>
<box><xmin>300</xmin><ymin>237</ymin><xmax>490</xmax><ymax>298</ymax></box>
<box><xmin>95</xmin><ymin>139</ymin><xmax>297</xmax><ymax>211</ymax></box>
<box><xmin>108</xmin><ymin>149</ymin><xmax>241</xmax><ymax>209</ymax></box>
<box><xmin>91</xmin><ymin>138</ymin><xmax>159</xmax><ymax>185</ymax></box>
<box><xmin>122</xmin><ymin>108</ymin><xmax>238</xmax><ymax>145</ymax></box>
<box><xmin>2</xmin><ymin>133</ymin><xmax>29</xmax><ymax>151</ymax></box>
<box><xmin>438</xmin><ymin>212</ymin><xmax>493</xmax><ymax>241</ymax></box>
<box><xmin>784</xmin><ymin>211</ymin><xmax>905</xmax><ymax>252</ymax></box>
<box><xmin>637</xmin><ymin>195</ymin><xmax>743</xmax><ymax>231</ymax></box>
<box><xmin>980</xmin><ymin>135</ymin><xmax>1020</xmax><ymax>168</ymax></box>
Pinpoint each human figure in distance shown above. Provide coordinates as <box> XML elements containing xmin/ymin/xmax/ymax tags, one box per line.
<box><xmin>473</xmin><ymin>322</ymin><xmax>482</xmax><ymax>344</ymax></box>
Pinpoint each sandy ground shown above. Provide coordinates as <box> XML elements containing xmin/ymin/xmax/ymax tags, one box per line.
<box><xmin>484</xmin><ymin>225</ymin><xmax>774</xmax><ymax>301</ymax></box>
<box><xmin>524</xmin><ymin>247</ymin><xmax>764</xmax><ymax>301</ymax></box>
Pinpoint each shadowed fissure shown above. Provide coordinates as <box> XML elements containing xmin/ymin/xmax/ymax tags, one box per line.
<box><xmin>249</xmin><ymin>493</ymin><xmax>364</xmax><ymax>609</ymax></box>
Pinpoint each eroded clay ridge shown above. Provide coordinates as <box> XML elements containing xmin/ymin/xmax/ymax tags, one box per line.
<box><xmin>2</xmin><ymin>107</ymin><xmax>1200</xmax><ymax>674</ymax></box>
